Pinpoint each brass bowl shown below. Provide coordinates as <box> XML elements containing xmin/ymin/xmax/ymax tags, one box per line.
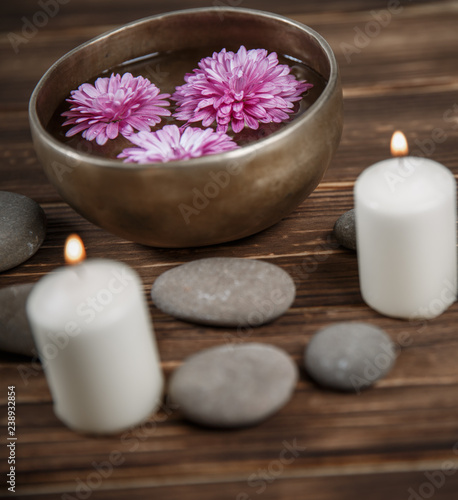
<box><xmin>29</xmin><ymin>7</ymin><xmax>343</xmax><ymax>247</ymax></box>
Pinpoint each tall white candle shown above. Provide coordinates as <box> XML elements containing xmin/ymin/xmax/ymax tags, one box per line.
<box><xmin>355</xmin><ymin>132</ymin><xmax>457</xmax><ymax>320</ymax></box>
<box><xmin>26</xmin><ymin>237</ymin><xmax>163</xmax><ymax>434</ymax></box>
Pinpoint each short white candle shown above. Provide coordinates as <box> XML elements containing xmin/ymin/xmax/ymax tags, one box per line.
<box><xmin>26</xmin><ymin>236</ymin><xmax>163</xmax><ymax>434</ymax></box>
<box><xmin>355</xmin><ymin>132</ymin><xmax>457</xmax><ymax>320</ymax></box>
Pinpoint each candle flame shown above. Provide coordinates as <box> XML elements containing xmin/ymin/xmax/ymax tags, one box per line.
<box><xmin>65</xmin><ymin>234</ymin><xmax>86</xmax><ymax>265</ymax></box>
<box><xmin>390</xmin><ymin>131</ymin><xmax>409</xmax><ymax>157</ymax></box>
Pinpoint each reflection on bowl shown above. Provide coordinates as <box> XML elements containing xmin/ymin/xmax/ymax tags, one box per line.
<box><xmin>29</xmin><ymin>7</ymin><xmax>343</xmax><ymax>248</ymax></box>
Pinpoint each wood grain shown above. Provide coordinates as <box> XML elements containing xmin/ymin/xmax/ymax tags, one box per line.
<box><xmin>2</xmin><ymin>1</ymin><xmax>458</xmax><ymax>498</ymax></box>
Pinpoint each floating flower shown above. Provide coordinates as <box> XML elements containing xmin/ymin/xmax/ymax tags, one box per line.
<box><xmin>118</xmin><ymin>125</ymin><xmax>239</xmax><ymax>164</ymax></box>
<box><xmin>172</xmin><ymin>45</ymin><xmax>313</xmax><ymax>134</ymax></box>
<box><xmin>62</xmin><ymin>73</ymin><xmax>171</xmax><ymax>145</ymax></box>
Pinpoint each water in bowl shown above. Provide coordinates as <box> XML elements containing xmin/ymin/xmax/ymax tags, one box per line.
<box><xmin>47</xmin><ymin>47</ymin><xmax>327</xmax><ymax>160</ymax></box>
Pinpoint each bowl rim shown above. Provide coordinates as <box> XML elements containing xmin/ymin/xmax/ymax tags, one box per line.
<box><xmin>29</xmin><ymin>6</ymin><xmax>340</xmax><ymax>171</ymax></box>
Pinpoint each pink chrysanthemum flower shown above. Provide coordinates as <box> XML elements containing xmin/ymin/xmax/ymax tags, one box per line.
<box><xmin>118</xmin><ymin>125</ymin><xmax>239</xmax><ymax>164</ymax></box>
<box><xmin>172</xmin><ymin>45</ymin><xmax>313</xmax><ymax>134</ymax></box>
<box><xmin>62</xmin><ymin>73</ymin><xmax>171</xmax><ymax>146</ymax></box>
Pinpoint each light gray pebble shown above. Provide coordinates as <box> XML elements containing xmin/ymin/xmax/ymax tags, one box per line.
<box><xmin>304</xmin><ymin>322</ymin><xmax>397</xmax><ymax>391</ymax></box>
<box><xmin>333</xmin><ymin>209</ymin><xmax>356</xmax><ymax>251</ymax></box>
<box><xmin>169</xmin><ymin>343</ymin><xmax>298</xmax><ymax>428</ymax></box>
<box><xmin>0</xmin><ymin>283</ymin><xmax>36</xmax><ymax>357</ymax></box>
<box><xmin>0</xmin><ymin>191</ymin><xmax>47</xmax><ymax>272</ymax></box>
<box><xmin>151</xmin><ymin>258</ymin><xmax>295</xmax><ymax>327</ymax></box>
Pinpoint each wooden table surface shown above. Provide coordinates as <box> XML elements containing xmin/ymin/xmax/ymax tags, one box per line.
<box><xmin>2</xmin><ymin>1</ymin><xmax>458</xmax><ymax>498</ymax></box>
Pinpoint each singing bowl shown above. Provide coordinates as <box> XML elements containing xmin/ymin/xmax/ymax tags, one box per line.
<box><xmin>29</xmin><ymin>7</ymin><xmax>343</xmax><ymax>247</ymax></box>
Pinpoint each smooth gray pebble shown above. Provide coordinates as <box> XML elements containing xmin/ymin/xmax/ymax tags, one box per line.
<box><xmin>304</xmin><ymin>322</ymin><xmax>397</xmax><ymax>391</ymax></box>
<box><xmin>0</xmin><ymin>283</ymin><xmax>36</xmax><ymax>357</ymax></box>
<box><xmin>333</xmin><ymin>209</ymin><xmax>356</xmax><ymax>251</ymax></box>
<box><xmin>0</xmin><ymin>191</ymin><xmax>46</xmax><ymax>272</ymax></box>
<box><xmin>169</xmin><ymin>343</ymin><xmax>298</xmax><ymax>427</ymax></box>
<box><xmin>151</xmin><ymin>257</ymin><xmax>295</xmax><ymax>327</ymax></box>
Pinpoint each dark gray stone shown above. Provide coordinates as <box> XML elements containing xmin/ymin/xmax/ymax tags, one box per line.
<box><xmin>304</xmin><ymin>322</ymin><xmax>397</xmax><ymax>391</ymax></box>
<box><xmin>169</xmin><ymin>343</ymin><xmax>298</xmax><ymax>428</ymax></box>
<box><xmin>0</xmin><ymin>191</ymin><xmax>47</xmax><ymax>272</ymax></box>
<box><xmin>151</xmin><ymin>258</ymin><xmax>295</xmax><ymax>327</ymax></box>
<box><xmin>0</xmin><ymin>283</ymin><xmax>36</xmax><ymax>357</ymax></box>
<box><xmin>333</xmin><ymin>209</ymin><xmax>356</xmax><ymax>251</ymax></box>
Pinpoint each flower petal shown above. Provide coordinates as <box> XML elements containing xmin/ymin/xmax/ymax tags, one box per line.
<box><xmin>106</xmin><ymin>121</ymin><xmax>119</xmax><ymax>140</ymax></box>
<box><xmin>171</xmin><ymin>45</ymin><xmax>312</xmax><ymax>134</ymax></box>
<box><xmin>119</xmin><ymin>125</ymin><xmax>238</xmax><ymax>164</ymax></box>
<box><xmin>62</xmin><ymin>73</ymin><xmax>172</xmax><ymax>143</ymax></box>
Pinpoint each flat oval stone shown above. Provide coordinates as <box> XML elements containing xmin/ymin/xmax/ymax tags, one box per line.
<box><xmin>151</xmin><ymin>258</ymin><xmax>295</xmax><ymax>327</ymax></box>
<box><xmin>333</xmin><ymin>209</ymin><xmax>356</xmax><ymax>251</ymax></box>
<box><xmin>169</xmin><ymin>343</ymin><xmax>298</xmax><ymax>427</ymax></box>
<box><xmin>304</xmin><ymin>322</ymin><xmax>397</xmax><ymax>391</ymax></box>
<box><xmin>0</xmin><ymin>283</ymin><xmax>36</xmax><ymax>357</ymax></box>
<box><xmin>0</xmin><ymin>191</ymin><xmax>47</xmax><ymax>272</ymax></box>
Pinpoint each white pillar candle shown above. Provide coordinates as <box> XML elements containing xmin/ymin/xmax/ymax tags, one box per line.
<box><xmin>26</xmin><ymin>236</ymin><xmax>163</xmax><ymax>434</ymax></box>
<box><xmin>354</xmin><ymin>132</ymin><xmax>457</xmax><ymax>320</ymax></box>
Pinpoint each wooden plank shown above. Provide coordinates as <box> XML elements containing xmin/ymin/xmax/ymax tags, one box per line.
<box><xmin>2</xmin><ymin>86</ymin><xmax>458</xmax><ymax>200</ymax></box>
<box><xmin>1</xmin><ymin>2</ymin><xmax>458</xmax><ymax>107</ymax></box>
<box><xmin>11</xmin><ymin>471</ymin><xmax>458</xmax><ymax>500</ymax></box>
<box><xmin>0</xmin><ymin>0</ymin><xmax>443</xmax><ymax>34</ymax></box>
<box><xmin>2</xmin><ymin>1</ymin><xmax>458</xmax><ymax>498</ymax></box>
